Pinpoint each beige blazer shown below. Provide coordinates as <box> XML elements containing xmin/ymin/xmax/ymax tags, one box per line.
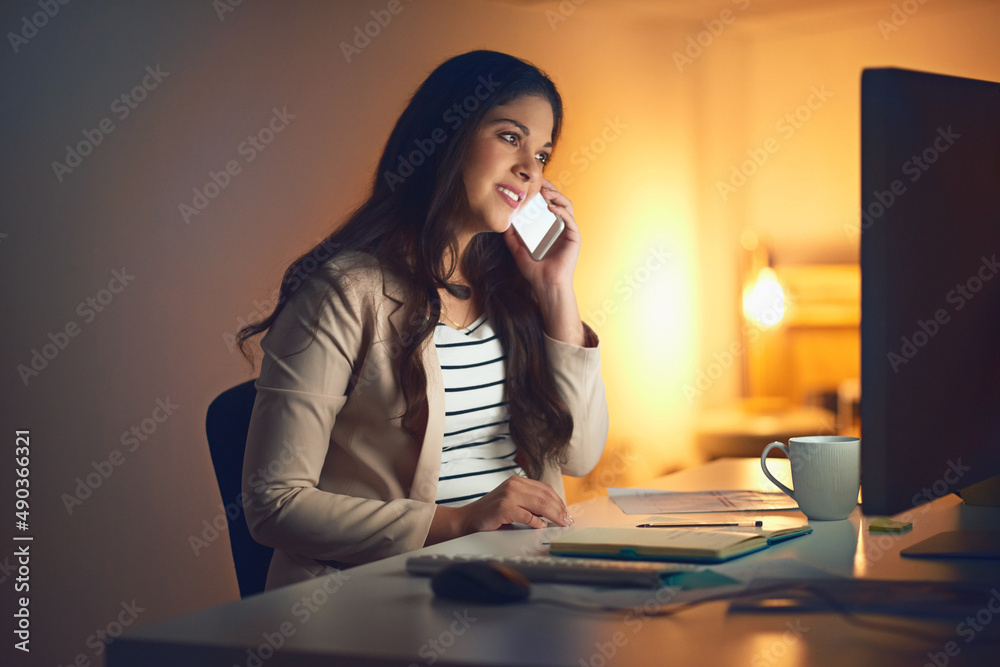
<box><xmin>242</xmin><ymin>252</ymin><xmax>609</xmax><ymax>590</ymax></box>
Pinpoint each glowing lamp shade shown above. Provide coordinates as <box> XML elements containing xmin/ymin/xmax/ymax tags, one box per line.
<box><xmin>743</xmin><ymin>267</ymin><xmax>785</xmax><ymax>327</ymax></box>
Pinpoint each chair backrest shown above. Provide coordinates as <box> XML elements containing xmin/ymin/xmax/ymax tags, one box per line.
<box><xmin>206</xmin><ymin>380</ymin><xmax>273</xmax><ymax>598</ymax></box>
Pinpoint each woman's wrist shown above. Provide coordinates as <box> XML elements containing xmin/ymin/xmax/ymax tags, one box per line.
<box><xmin>424</xmin><ymin>505</ymin><xmax>468</xmax><ymax>546</ymax></box>
<box><xmin>536</xmin><ymin>285</ymin><xmax>586</xmax><ymax>347</ymax></box>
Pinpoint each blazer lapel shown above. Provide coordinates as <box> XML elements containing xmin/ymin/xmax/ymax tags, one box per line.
<box><xmin>384</xmin><ymin>272</ymin><xmax>444</xmax><ymax>503</ymax></box>
<box><xmin>413</xmin><ymin>340</ymin><xmax>444</xmax><ymax>502</ymax></box>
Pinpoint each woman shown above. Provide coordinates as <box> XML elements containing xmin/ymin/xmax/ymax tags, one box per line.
<box><xmin>238</xmin><ymin>50</ymin><xmax>608</xmax><ymax>590</ymax></box>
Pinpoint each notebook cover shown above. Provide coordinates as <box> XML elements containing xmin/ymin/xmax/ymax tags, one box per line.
<box><xmin>548</xmin><ymin>543</ymin><xmax>771</xmax><ymax>564</ymax></box>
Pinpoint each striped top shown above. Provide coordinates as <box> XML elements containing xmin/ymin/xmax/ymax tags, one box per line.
<box><xmin>433</xmin><ymin>314</ymin><xmax>525</xmax><ymax>507</ymax></box>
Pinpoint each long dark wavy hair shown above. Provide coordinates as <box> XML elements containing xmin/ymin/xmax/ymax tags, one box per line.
<box><xmin>237</xmin><ymin>50</ymin><xmax>573</xmax><ymax>479</ymax></box>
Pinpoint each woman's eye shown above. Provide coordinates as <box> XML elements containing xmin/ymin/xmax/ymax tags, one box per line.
<box><xmin>500</xmin><ymin>131</ymin><xmax>549</xmax><ymax>166</ymax></box>
<box><xmin>500</xmin><ymin>131</ymin><xmax>520</xmax><ymax>145</ymax></box>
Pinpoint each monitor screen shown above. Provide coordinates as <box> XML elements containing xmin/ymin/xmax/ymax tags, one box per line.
<box><xmin>860</xmin><ymin>67</ymin><xmax>1000</xmax><ymax>517</ymax></box>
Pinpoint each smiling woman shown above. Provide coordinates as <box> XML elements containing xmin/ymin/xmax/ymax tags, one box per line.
<box><xmin>233</xmin><ymin>50</ymin><xmax>609</xmax><ymax>590</ymax></box>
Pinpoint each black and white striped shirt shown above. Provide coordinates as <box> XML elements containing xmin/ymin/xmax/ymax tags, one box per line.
<box><xmin>434</xmin><ymin>314</ymin><xmax>525</xmax><ymax>506</ymax></box>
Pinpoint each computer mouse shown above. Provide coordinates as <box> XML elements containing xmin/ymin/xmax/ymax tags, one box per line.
<box><xmin>431</xmin><ymin>561</ymin><xmax>531</xmax><ymax>604</ymax></box>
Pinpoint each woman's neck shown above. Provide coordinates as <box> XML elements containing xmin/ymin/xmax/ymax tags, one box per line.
<box><xmin>445</xmin><ymin>234</ymin><xmax>474</xmax><ymax>287</ymax></box>
<box><xmin>437</xmin><ymin>235</ymin><xmax>478</xmax><ymax>328</ymax></box>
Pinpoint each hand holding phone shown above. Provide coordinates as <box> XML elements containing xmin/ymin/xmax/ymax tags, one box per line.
<box><xmin>509</xmin><ymin>192</ymin><xmax>565</xmax><ymax>261</ymax></box>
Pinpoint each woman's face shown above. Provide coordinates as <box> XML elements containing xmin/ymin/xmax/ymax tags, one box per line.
<box><xmin>460</xmin><ymin>94</ymin><xmax>555</xmax><ymax>237</ymax></box>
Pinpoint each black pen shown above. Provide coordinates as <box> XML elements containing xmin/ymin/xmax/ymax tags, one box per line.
<box><xmin>635</xmin><ymin>520</ymin><xmax>764</xmax><ymax>528</ymax></box>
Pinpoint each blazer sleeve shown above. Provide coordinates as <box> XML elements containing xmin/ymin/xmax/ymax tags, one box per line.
<box><xmin>543</xmin><ymin>323</ymin><xmax>609</xmax><ymax>477</ymax></box>
<box><xmin>241</xmin><ymin>265</ymin><xmax>435</xmax><ymax>564</ymax></box>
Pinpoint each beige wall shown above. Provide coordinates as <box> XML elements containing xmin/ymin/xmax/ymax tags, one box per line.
<box><xmin>684</xmin><ymin>0</ymin><xmax>1000</xmax><ymax>439</ymax></box>
<box><xmin>2</xmin><ymin>0</ymin><xmax>999</xmax><ymax>663</ymax></box>
<box><xmin>717</xmin><ymin>0</ymin><xmax>1000</xmax><ymax>267</ymax></box>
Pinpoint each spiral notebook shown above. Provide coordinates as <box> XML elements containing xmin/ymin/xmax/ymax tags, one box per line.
<box><xmin>549</xmin><ymin>524</ymin><xmax>812</xmax><ymax>563</ymax></box>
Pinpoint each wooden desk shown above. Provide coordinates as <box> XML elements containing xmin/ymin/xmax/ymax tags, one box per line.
<box><xmin>109</xmin><ymin>458</ymin><xmax>1000</xmax><ymax>666</ymax></box>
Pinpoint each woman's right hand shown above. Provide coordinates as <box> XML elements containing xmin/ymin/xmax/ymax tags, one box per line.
<box><xmin>424</xmin><ymin>476</ymin><xmax>574</xmax><ymax>546</ymax></box>
<box><xmin>462</xmin><ymin>476</ymin><xmax>574</xmax><ymax>531</ymax></box>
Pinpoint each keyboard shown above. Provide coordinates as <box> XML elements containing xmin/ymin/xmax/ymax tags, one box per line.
<box><xmin>406</xmin><ymin>553</ymin><xmax>701</xmax><ymax>588</ymax></box>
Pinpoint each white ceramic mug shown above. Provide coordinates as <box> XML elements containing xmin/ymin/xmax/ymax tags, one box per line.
<box><xmin>760</xmin><ymin>435</ymin><xmax>861</xmax><ymax>521</ymax></box>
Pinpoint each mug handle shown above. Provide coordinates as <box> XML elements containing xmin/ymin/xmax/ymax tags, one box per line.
<box><xmin>761</xmin><ymin>441</ymin><xmax>795</xmax><ymax>499</ymax></box>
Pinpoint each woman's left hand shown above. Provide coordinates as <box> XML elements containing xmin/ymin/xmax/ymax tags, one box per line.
<box><xmin>502</xmin><ymin>178</ymin><xmax>587</xmax><ymax>346</ymax></box>
<box><xmin>502</xmin><ymin>177</ymin><xmax>580</xmax><ymax>295</ymax></box>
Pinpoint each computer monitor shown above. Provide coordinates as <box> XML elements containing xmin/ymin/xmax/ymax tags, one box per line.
<box><xmin>860</xmin><ymin>67</ymin><xmax>1000</xmax><ymax>518</ymax></box>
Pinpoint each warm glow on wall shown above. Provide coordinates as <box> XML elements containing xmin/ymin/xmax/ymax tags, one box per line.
<box><xmin>555</xmin><ymin>65</ymin><xmax>702</xmax><ymax>488</ymax></box>
<box><xmin>627</xmin><ymin>223</ymin><xmax>695</xmax><ymax>411</ymax></box>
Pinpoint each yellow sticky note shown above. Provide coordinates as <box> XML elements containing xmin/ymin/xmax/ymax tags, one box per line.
<box><xmin>869</xmin><ymin>518</ymin><xmax>913</xmax><ymax>533</ymax></box>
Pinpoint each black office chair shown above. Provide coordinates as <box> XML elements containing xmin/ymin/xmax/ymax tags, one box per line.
<box><xmin>206</xmin><ymin>380</ymin><xmax>273</xmax><ymax>598</ymax></box>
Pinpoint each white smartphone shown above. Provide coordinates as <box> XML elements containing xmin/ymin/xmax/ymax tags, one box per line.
<box><xmin>509</xmin><ymin>192</ymin><xmax>565</xmax><ymax>261</ymax></box>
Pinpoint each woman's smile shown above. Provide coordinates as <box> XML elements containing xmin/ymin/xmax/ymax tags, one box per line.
<box><xmin>495</xmin><ymin>183</ymin><xmax>525</xmax><ymax>208</ymax></box>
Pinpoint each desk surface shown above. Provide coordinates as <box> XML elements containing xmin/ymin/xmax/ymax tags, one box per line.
<box><xmin>110</xmin><ymin>458</ymin><xmax>1000</xmax><ymax>666</ymax></box>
